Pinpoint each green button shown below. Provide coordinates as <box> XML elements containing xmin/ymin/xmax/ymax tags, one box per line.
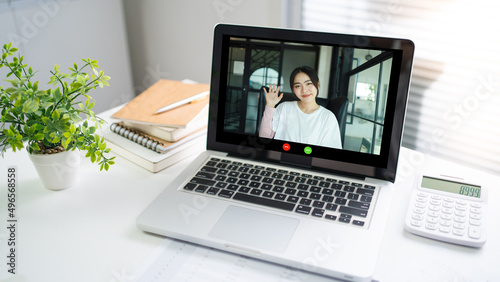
<box><xmin>304</xmin><ymin>146</ymin><xmax>312</xmax><ymax>154</ymax></box>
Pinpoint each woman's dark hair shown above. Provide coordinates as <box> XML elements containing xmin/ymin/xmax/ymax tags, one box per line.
<box><xmin>289</xmin><ymin>66</ymin><xmax>320</xmax><ymax>91</ymax></box>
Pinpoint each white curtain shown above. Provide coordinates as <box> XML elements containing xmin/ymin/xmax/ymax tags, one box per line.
<box><xmin>301</xmin><ymin>0</ymin><xmax>500</xmax><ymax>175</ymax></box>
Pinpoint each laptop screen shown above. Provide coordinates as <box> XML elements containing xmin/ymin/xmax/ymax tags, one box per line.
<box><xmin>207</xmin><ymin>24</ymin><xmax>414</xmax><ymax>182</ymax></box>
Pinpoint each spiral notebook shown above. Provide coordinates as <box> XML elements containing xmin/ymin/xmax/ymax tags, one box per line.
<box><xmin>103</xmin><ymin>122</ymin><xmax>206</xmax><ymax>172</ymax></box>
<box><xmin>110</xmin><ymin>122</ymin><xmax>173</xmax><ymax>153</ymax></box>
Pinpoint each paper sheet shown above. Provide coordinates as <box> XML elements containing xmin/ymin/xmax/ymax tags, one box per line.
<box><xmin>131</xmin><ymin>238</ymin><xmax>342</xmax><ymax>282</ymax></box>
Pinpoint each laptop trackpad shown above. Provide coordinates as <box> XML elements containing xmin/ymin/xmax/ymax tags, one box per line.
<box><xmin>208</xmin><ymin>205</ymin><xmax>299</xmax><ymax>253</ymax></box>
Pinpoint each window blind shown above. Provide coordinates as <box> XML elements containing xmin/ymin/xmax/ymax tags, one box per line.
<box><xmin>301</xmin><ymin>0</ymin><xmax>500</xmax><ymax>175</ymax></box>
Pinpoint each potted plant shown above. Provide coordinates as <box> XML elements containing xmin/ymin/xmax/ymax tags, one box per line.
<box><xmin>0</xmin><ymin>42</ymin><xmax>115</xmax><ymax>190</ymax></box>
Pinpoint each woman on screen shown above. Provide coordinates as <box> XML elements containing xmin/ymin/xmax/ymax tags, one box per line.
<box><xmin>258</xmin><ymin>66</ymin><xmax>342</xmax><ymax>149</ymax></box>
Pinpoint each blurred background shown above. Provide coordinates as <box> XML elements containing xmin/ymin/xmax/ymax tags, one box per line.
<box><xmin>1</xmin><ymin>0</ymin><xmax>499</xmax><ymax>175</ymax></box>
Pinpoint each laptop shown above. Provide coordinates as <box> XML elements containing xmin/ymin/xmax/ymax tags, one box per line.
<box><xmin>137</xmin><ymin>24</ymin><xmax>414</xmax><ymax>281</ymax></box>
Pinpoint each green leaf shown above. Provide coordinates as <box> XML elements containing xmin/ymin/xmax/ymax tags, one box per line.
<box><xmin>33</xmin><ymin>133</ymin><xmax>44</xmax><ymax>141</ymax></box>
<box><xmin>51</xmin><ymin>109</ymin><xmax>60</xmax><ymax>120</ymax></box>
<box><xmin>32</xmin><ymin>143</ymin><xmax>40</xmax><ymax>151</ymax></box>
<box><xmin>14</xmin><ymin>97</ymin><xmax>23</xmax><ymax>107</ymax></box>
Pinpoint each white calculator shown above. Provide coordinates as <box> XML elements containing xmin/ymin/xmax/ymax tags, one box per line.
<box><xmin>404</xmin><ymin>173</ymin><xmax>487</xmax><ymax>248</ymax></box>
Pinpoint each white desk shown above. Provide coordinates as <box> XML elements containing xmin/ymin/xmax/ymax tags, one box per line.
<box><xmin>1</xmin><ymin>134</ymin><xmax>499</xmax><ymax>281</ymax></box>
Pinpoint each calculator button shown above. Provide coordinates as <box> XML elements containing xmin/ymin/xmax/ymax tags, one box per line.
<box><xmin>441</xmin><ymin>207</ymin><xmax>453</xmax><ymax>214</ymax></box>
<box><xmin>468</xmin><ymin>227</ymin><xmax>481</xmax><ymax>239</ymax></box>
<box><xmin>412</xmin><ymin>214</ymin><xmax>424</xmax><ymax>221</ymax></box>
<box><xmin>417</xmin><ymin>192</ymin><xmax>427</xmax><ymax>197</ymax></box>
<box><xmin>427</xmin><ymin>217</ymin><xmax>438</xmax><ymax>224</ymax></box>
<box><xmin>441</xmin><ymin>214</ymin><xmax>452</xmax><ymax>221</ymax></box>
<box><xmin>470</xmin><ymin>219</ymin><xmax>481</xmax><ymax>226</ymax></box>
<box><xmin>410</xmin><ymin>220</ymin><xmax>422</xmax><ymax>227</ymax></box>
<box><xmin>453</xmin><ymin>229</ymin><xmax>465</xmax><ymax>236</ymax></box>
<box><xmin>470</xmin><ymin>202</ymin><xmax>482</xmax><ymax>208</ymax></box>
<box><xmin>456</xmin><ymin>199</ymin><xmax>467</xmax><ymax>206</ymax></box>
<box><xmin>454</xmin><ymin>210</ymin><xmax>466</xmax><ymax>217</ymax></box>
<box><xmin>430</xmin><ymin>199</ymin><xmax>441</xmax><ymax>206</ymax></box>
<box><xmin>470</xmin><ymin>213</ymin><xmax>481</xmax><ymax>220</ymax></box>
<box><xmin>415</xmin><ymin>202</ymin><xmax>426</xmax><ymax>208</ymax></box>
<box><xmin>455</xmin><ymin>204</ymin><xmax>467</xmax><ymax>211</ymax></box>
<box><xmin>470</xmin><ymin>207</ymin><xmax>481</xmax><ymax>214</ymax></box>
<box><xmin>428</xmin><ymin>211</ymin><xmax>439</xmax><ymax>217</ymax></box>
<box><xmin>453</xmin><ymin>222</ymin><xmax>465</xmax><ymax>230</ymax></box>
<box><xmin>429</xmin><ymin>205</ymin><xmax>440</xmax><ymax>212</ymax></box>
<box><xmin>439</xmin><ymin>226</ymin><xmax>451</xmax><ymax>233</ymax></box>
<box><xmin>416</xmin><ymin>197</ymin><xmax>427</xmax><ymax>203</ymax></box>
<box><xmin>454</xmin><ymin>217</ymin><xmax>466</xmax><ymax>223</ymax></box>
<box><xmin>425</xmin><ymin>223</ymin><xmax>437</xmax><ymax>230</ymax></box>
<box><xmin>443</xmin><ymin>202</ymin><xmax>454</xmax><ymax>208</ymax></box>
<box><xmin>440</xmin><ymin>219</ymin><xmax>452</xmax><ymax>227</ymax></box>
<box><xmin>414</xmin><ymin>208</ymin><xmax>425</xmax><ymax>214</ymax></box>
<box><xmin>443</xmin><ymin>197</ymin><xmax>454</xmax><ymax>202</ymax></box>
<box><xmin>431</xmin><ymin>195</ymin><xmax>442</xmax><ymax>200</ymax></box>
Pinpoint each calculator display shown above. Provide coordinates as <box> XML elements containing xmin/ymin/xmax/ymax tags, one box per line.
<box><xmin>421</xmin><ymin>176</ymin><xmax>481</xmax><ymax>198</ymax></box>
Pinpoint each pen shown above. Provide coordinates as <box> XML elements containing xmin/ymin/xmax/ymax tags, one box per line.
<box><xmin>153</xmin><ymin>91</ymin><xmax>209</xmax><ymax>115</ymax></box>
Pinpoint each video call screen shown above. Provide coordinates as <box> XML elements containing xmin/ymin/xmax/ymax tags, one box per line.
<box><xmin>216</xmin><ymin>36</ymin><xmax>401</xmax><ymax>162</ymax></box>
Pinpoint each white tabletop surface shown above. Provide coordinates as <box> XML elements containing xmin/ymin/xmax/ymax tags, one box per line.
<box><xmin>1</xmin><ymin>135</ymin><xmax>499</xmax><ymax>281</ymax></box>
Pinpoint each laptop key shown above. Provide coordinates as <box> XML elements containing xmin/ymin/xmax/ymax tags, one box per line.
<box><xmin>325</xmin><ymin>214</ymin><xmax>337</xmax><ymax>221</ymax></box>
<box><xmin>238</xmin><ymin>187</ymin><xmax>250</xmax><ymax>193</ymax></box>
<box><xmin>353</xmin><ymin>220</ymin><xmax>365</xmax><ymax>226</ymax></box>
<box><xmin>226</xmin><ymin>177</ymin><xmax>238</xmax><ymax>183</ymax></box>
<box><xmin>215</xmin><ymin>182</ymin><xmax>227</xmax><ymax>188</ymax></box>
<box><xmin>261</xmin><ymin>184</ymin><xmax>272</xmax><ymax>190</ymax></box>
<box><xmin>190</xmin><ymin>177</ymin><xmax>216</xmax><ymax>186</ymax></box>
<box><xmin>343</xmin><ymin>186</ymin><xmax>355</xmax><ymax>193</ymax></box>
<box><xmin>335</xmin><ymin>198</ymin><xmax>347</xmax><ymax>205</ymax></box>
<box><xmin>218</xmin><ymin>190</ymin><xmax>234</xmax><ymax>198</ymax></box>
<box><xmin>262</xmin><ymin>191</ymin><xmax>274</xmax><ymax>198</ymax></box>
<box><xmin>348</xmin><ymin>200</ymin><xmax>370</xmax><ymax>210</ymax></box>
<box><xmin>356</xmin><ymin>187</ymin><xmax>374</xmax><ymax>196</ymax></box>
<box><xmin>233</xmin><ymin>193</ymin><xmax>295</xmax><ymax>211</ymax></box>
<box><xmin>339</xmin><ymin>217</ymin><xmax>351</xmax><ymax>224</ymax></box>
<box><xmin>300</xmin><ymin>198</ymin><xmax>312</xmax><ymax>205</ymax></box>
<box><xmin>183</xmin><ymin>183</ymin><xmax>196</xmax><ymax>191</ymax></box>
<box><xmin>195</xmin><ymin>185</ymin><xmax>208</xmax><ymax>193</ymax></box>
<box><xmin>274</xmin><ymin>193</ymin><xmax>286</xmax><ymax>201</ymax></box>
<box><xmin>360</xmin><ymin>195</ymin><xmax>373</xmax><ymax>203</ymax></box>
<box><xmin>295</xmin><ymin>205</ymin><xmax>311</xmax><ymax>215</ymax></box>
<box><xmin>347</xmin><ymin>193</ymin><xmax>359</xmax><ymax>200</ymax></box>
<box><xmin>312</xmin><ymin>201</ymin><xmax>325</xmax><ymax>208</ymax></box>
<box><xmin>227</xmin><ymin>184</ymin><xmax>239</xmax><ymax>191</ymax></box>
<box><xmin>326</xmin><ymin>203</ymin><xmax>338</xmax><ymax>211</ymax></box>
<box><xmin>196</xmin><ymin>172</ymin><xmax>215</xmax><ymax>179</ymax></box>
<box><xmin>309</xmin><ymin>193</ymin><xmax>321</xmax><ymax>200</ymax></box>
<box><xmin>200</xmin><ymin>166</ymin><xmax>217</xmax><ymax>173</ymax></box>
<box><xmin>297</xmin><ymin>191</ymin><xmax>309</xmax><ymax>198</ymax></box>
<box><xmin>206</xmin><ymin>187</ymin><xmax>220</xmax><ymax>195</ymax></box>
<box><xmin>322</xmin><ymin>195</ymin><xmax>334</xmax><ymax>203</ymax></box>
<box><xmin>312</xmin><ymin>208</ymin><xmax>325</xmax><ymax>217</ymax></box>
<box><xmin>250</xmin><ymin>188</ymin><xmax>263</xmax><ymax>196</ymax></box>
<box><xmin>339</xmin><ymin>206</ymin><xmax>368</xmax><ymax>218</ymax></box>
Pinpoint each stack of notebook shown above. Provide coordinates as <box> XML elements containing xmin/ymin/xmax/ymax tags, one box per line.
<box><xmin>104</xmin><ymin>79</ymin><xmax>210</xmax><ymax>172</ymax></box>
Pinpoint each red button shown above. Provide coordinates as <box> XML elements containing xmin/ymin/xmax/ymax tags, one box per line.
<box><xmin>283</xmin><ymin>143</ymin><xmax>291</xmax><ymax>151</ymax></box>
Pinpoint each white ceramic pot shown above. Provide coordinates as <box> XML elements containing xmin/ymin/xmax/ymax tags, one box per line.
<box><xmin>28</xmin><ymin>150</ymin><xmax>81</xmax><ymax>191</ymax></box>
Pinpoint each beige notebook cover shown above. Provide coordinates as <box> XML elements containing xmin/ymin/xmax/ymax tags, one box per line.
<box><xmin>112</xmin><ymin>79</ymin><xmax>210</xmax><ymax>128</ymax></box>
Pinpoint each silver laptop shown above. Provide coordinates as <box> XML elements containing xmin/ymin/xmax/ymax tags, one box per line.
<box><xmin>137</xmin><ymin>24</ymin><xmax>414</xmax><ymax>282</ymax></box>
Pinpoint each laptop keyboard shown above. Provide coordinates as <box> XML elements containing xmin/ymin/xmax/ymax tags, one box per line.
<box><xmin>182</xmin><ymin>157</ymin><xmax>379</xmax><ymax>228</ymax></box>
